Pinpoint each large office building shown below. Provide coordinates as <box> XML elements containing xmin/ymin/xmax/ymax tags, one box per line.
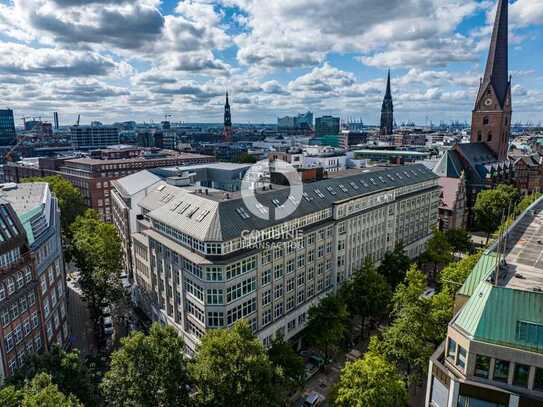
<box><xmin>426</xmin><ymin>196</ymin><xmax>543</xmax><ymax>407</ymax></box>
<box><xmin>0</xmin><ymin>182</ymin><xmax>68</xmax><ymax>381</ymax></box>
<box><xmin>3</xmin><ymin>147</ymin><xmax>215</xmax><ymax>222</ymax></box>
<box><xmin>0</xmin><ymin>109</ymin><xmax>16</xmax><ymax>146</ymax></box>
<box><xmin>70</xmin><ymin>124</ymin><xmax>120</xmax><ymax>149</ymax></box>
<box><xmin>113</xmin><ymin>164</ymin><xmax>439</xmax><ymax>355</ymax></box>
<box><xmin>315</xmin><ymin>116</ymin><xmax>340</xmax><ymax>138</ymax></box>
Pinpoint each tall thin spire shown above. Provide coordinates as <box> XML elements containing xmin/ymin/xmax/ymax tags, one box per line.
<box><xmin>483</xmin><ymin>0</ymin><xmax>509</xmax><ymax>107</ymax></box>
<box><xmin>385</xmin><ymin>69</ymin><xmax>392</xmax><ymax>99</ymax></box>
<box><xmin>380</xmin><ymin>70</ymin><xmax>393</xmax><ymax>136</ymax></box>
<box><xmin>223</xmin><ymin>91</ymin><xmax>232</xmax><ymax>142</ymax></box>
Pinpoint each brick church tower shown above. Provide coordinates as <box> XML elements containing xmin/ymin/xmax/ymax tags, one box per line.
<box><xmin>471</xmin><ymin>0</ymin><xmax>512</xmax><ymax>161</ymax></box>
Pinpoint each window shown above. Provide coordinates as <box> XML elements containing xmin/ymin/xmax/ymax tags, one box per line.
<box><xmin>534</xmin><ymin>367</ymin><xmax>543</xmax><ymax>391</ymax></box>
<box><xmin>274</xmin><ymin>264</ymin><xmax>283</xmax><ymax>279</ymax></box>
<box><xmin>446</xmin><ymin>338</ymin><xmax>456</xmax><ymax>360</ymax></box>
<box><xmin>207</xmin><ymin>312</ymin><xmax>224</xmax><ymax>328</ymax></box>
<box><xmin>493</xmin><ymin>359</ymin><xmax>510</xmax><ymax>383</ymax></box>
<box><xmin>262</xmin><ymin>308</ymin><xmax>272</xmax><ymax>326</ymax></box>
<box><xmin>274</xmin><ymin>284</ymin><xmax>283</xmax><ymax>299</ymax></box>
<box><xmin>513</xmin><ymin>363</ymin><xmax>530</xmax><ymax>388</ymax></box>
<box><xmin>516</xmin><ymin>321</ymin><xmax>543</xmax><ymax>349</ymax></box>
<box><xmin>487</xmin><ymin>132</ymin><xmax>492</xmax><ymax>142</ymax></box>
<box><xmin>483</xmin><ymin>116</ymin><xmax>489</xmax><ymax>125</ymax></box>
<box><xmin>262</xmin><ymin>289</ymin><xmax>272</xmax><ymax>306</ymax></box>
<box><xmin>474</xmin><ymin>355</ymin><xmax>490</xmax><ymax>379</ymax></box>
<box><xmin>262</xmin><ymin>268</ymin><xmax>272</xmax><ymax>286</ymax></box>
<box><xmin>206</xmin><ymin>289</ymin><xmax>223</xmax><ymax>305</ymax></box>
<box><xmin>7</xmin><ymin>278</ymin><xmax>15</xmax><ymax>295</ymax></box>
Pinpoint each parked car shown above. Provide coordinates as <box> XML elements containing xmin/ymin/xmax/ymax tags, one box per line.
<box><xmin>303</xmin><ymin>391</ymin><xmax>323</xmax><ymax>407</ymax></box>
<box><xmin>103</xmin><ymin>316</ymin><xmax>114</xmax><ymax>336</ymax></box>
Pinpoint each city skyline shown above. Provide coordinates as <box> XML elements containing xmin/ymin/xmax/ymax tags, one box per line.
<box><xmin>0</xmin><ymin>0</ymin><xmax>542</xmax><ymax>125</ymax></box>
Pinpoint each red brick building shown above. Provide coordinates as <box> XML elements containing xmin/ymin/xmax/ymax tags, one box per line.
<box><xmin>4</xmin><ymin>147</ymin><xmax>215</xmax><ymax>222</ymax></box>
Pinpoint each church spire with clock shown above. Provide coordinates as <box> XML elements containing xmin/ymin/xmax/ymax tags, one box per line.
<box><xmin>471</xmin><ymin>0</ymin><xmax>511</xmax><ymax>161</ymax></box>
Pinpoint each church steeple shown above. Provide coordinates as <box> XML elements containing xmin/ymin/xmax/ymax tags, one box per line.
<box><xmin>380</xmin><ymin>69</ymin><xmax>394</xmax><ymax>136</ymax></box>
<box><xmin>223</xmin><ymin>91</ymin><xmax>232</xmax><ymax>142</ymax></box>
<box><xmin>470</xmin><ymin>0</ymin><xmax>511</xmax><ymax>161</ymax></box>
<box><xmin>482</xmin><ymin>0</ymin><xmax>509</xmax><ymax>108</ymax></box>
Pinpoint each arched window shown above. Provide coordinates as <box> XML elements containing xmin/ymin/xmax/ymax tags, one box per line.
<box><xmin>477</xmin><ymin>131</ymin><xmax>482</xmax><ymax>142</ymax></box>
<box><xmin>483</xmin><ymin>116</ymin><xmax>489</xmax><ymax>125</ymax></box>
<box><xmin>487</xmin><ymin>132</ymin><xmax>493</xmax><ymax>142</ymax></box>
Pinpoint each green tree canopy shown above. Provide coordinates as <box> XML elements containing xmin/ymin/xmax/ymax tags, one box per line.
<box><xmin>377</xmin><ymin>243</ymin><xmax>411</xmax><ymax>289</ymax></box>
<box><xmin>444</xmin><ymin>229</ymin><xmax>472</xmax><ymax>254</ymax></box>
<box><xmin>474</xmin><ymin>184</ymin><xmax>520</xmax><ymax>241</ymax></box>
<box><xmin>335</xmin><ymin>351</ymin><xmax>407</xmax><ymax>407</ymax></box>
<box><xmin>267</xmin><ymin>335</ymin><xmax>305</xmax><ymax>390</ymax></box>
<box><xmin>8</xmin><ymin>346</ymin><xmax>100</xmax><ymax>406</ymax></box>
<box><xmin>22</xmin><ymin>176</ymin><xmax>86</xmax><ymax>237</ymax></box>
<box><xmin>70</xmin><ymin>209</ymin><xmax>123</xmax><ymax>315</ymax></box>
<box><xmin>344</xmin><ymin>259</ymin><xmax>391</xmax><ymax>337</ymax></box>
<box><xmin>438</xmin><ymin>251</ymin><xmax>483</xmax><ymax>297</ymax></box>
<box><xmin>191</xmin><ymin>320</ymin><xmax>282</xmax><ymax>407</ymax></box>
<box><xmin>0</xmin><ymin>373</ymin><xmax>82</xmax><ymax>407</ymax></box>
<box><xmin>101</xmin><ymin>323</ymin><xmax>191</xmax><ymax>407</ymax></box>
<box><xmin>304</xmin><ymin>293</ymin><xmax>349</xmax><ymax>361</ymax></box>
<box><xmin>423</xmin><ymin>229</ymin><xmax>453</xmax><ymax>276</ymax></box>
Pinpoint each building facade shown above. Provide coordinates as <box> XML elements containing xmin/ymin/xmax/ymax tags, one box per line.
<box><xmin>0</xmin><ymin>109</ymin><xmax>16</xmax><ymax>146</ymax></box>
<box><xmin>3</xmin><ymin>150</ymin><xmax>215</xmax><ymax>222</ymax></box>
<box><xmin>438</xmin><ymin>174</ymin><xmax>468</xmax><ymax>231</ymax></box>
<box><xmin>70</xmin><ymin>125</ymin><xmax>120</xmax><ymax>149</ymax></box>
<box><xmin>117</xmin><ymin>164</ymin><xmax>439</xmax><ymax>355</ymax></box>
<box><xmin>315</xmin><ymin>116</ymin><xmax>340</xmax><ymax>138</ymax></box>
<box><xmin>0</xmin><ymin>182</ymin><xmax>68</xmax><ymax>382</ymax></box>
<box><xmin>426</xmin><ymin>197</ymin><xmax>543</xmax><ymax>407</ymax></box>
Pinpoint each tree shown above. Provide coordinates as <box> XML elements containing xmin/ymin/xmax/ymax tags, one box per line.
<box><xmin>101</xmin><ymin>323</ymin><xmax>191</xmax><ymax>407</ymax></box>
<box><xmin>377</xmin><ymin>243</ymin><xmax>411</xmax><ymax>289</ymax></box>
<box><xmin>22</xmin><ymin>176</ymin><xmax>86</xmax><ymax>237</ymax></box>
<box><xmin>428</xmin><ymin>291</ymin><xmax>454</xmax><ymax>345</ymax></box>
<box><xmin>474</xmin><ymin>184</ymin><xmax>520</xmax><ymax>242</ymax></box>
<box><xmin>335</xmin><ymin>351</ymin><xmax>407</xmax><ymax>407</ymax></box>
<box><xmin>267</xmin><ymin>335</ymin><xmax>305</xmax><ymax>391</ymax></box>
<box><xmin>8</xmin><ymin>346</ymin><xmax>100</xmax><ymax>406</ymax></box>
<box><xmin>304</xmin><ymin>293</ymin><xmax>349</xmax><ymax>362</ymax></box>
<box><xmin>382</xmin><ymin>265</ymin><xmax>434</xmax><ymax>385</ymax></box>
<box><xmin>191</xmin><ymin>320</ymin><xmax>282</xmax><ymax>407</ymax></box>
<box><xmin>236</xmin><ymin>153</ymin><xmax>257</xmax><ymax>164</ymax></box>
<box><xmin>424</xmin><ymin>229</ymin><xmax>453</xmax><ymax>279</ymax></box>
<box><xmin>444</xmin><ymin>229</ymin><xmax>472</xmax><ymax>254</ymax></box>
<box><xmin>438</xmin><ymin>251</ymin><xmax>482</xmax><ymax>297</ymax></box>
<box><xmin>344</xmin><ymin>259</ymin><xmax>391</xmax><ymax>338</ymax></box>
<box><xmin>70</xmin><ymin>209</ymin><xmax>123</xmax><ymax>318</ymax></box>
<box><xmin>514</xmin><ymin>192</ymin><xmax>542</xmax><ymax>217</ymax></box>
<box><xmin>0</xmin><ymin>373</ymin><xmax>82</xmax><ymax>406</ymax></box>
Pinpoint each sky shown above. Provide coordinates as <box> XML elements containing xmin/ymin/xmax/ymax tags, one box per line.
<box><xmin>0</xmin><ymin>0</ymin><xmax>542</xmax><ymax>126</ymax></box>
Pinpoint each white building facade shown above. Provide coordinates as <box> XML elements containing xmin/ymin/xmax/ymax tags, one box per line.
<box><xmin>115</xmin><ymin>165</ymin><xmax>440</xmax><ymax>354</ymax></box>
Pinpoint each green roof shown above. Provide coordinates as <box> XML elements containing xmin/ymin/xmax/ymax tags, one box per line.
<box><xmin>457</xmin><ymin>252</ymin><xmax>498</xmax><ymax>297</ymax></box>
<box><xmin>455</xmin><ymin>282</ymin><xmax>543</xmax><ymax>353</ymax></box>
<box><xmin>16</xmin><ymin>205</ymin><xmax>42</xmax><ymax>245</ymax></box>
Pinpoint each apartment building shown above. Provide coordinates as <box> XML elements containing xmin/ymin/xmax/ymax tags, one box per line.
<box><xmin>0</xmin><ymin>182</ymin><xmax>67</xmax><ymax>381</ymax></box>
<box><xmin>70</xmin><ymin>125</ymin><xmax>120</xmax><ymax>149</ymax></box>
<box><xmin>4</xmin><ymin>148</ymin><xmax>215</xmax><ymax>222</ymax></box>
<box><xmin>426</xmin><ymin>196</ymin><xmax>543</xmax><ymax>407</ymax></box>
<box><xmin>114</xmin><ymin>164</ymin><xmax>439</xmax><ymax>354</ymax></box>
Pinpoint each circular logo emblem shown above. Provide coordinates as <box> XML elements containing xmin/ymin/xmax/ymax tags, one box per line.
<box><xmin>241</xmin><ymin>159</ymin><xmax>303</xmax><ymax>221</ymax></box>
